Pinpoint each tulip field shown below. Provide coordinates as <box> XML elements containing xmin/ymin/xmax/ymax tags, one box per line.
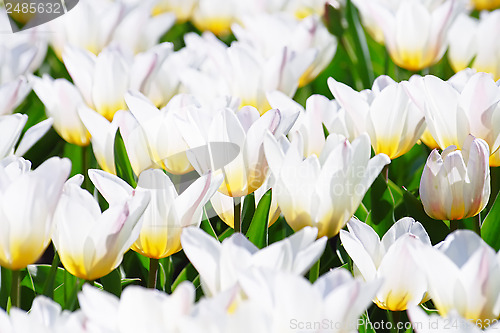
<box><xmin>2</xmin><ymin>0</ymin><xmax>500</xmax><ymax>331</ymax></box>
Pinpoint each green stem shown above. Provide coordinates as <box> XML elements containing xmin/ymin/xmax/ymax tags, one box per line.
<box><xmin>383</xmin><ymin>164</ymin><xmax>390</xmax><ymax>183</ymax></box>
<box><xmin>65</xmin><ymin>278</ymin><xmax>84</xmax><ymax>311</ymax></box>
<box><xmin>164</xmin><ymin>256</ymin><xmax>173</xmax><ymax>294</ymax></box>
<box><xmin>148</xmin><ymin>258</ymin><xmax>159</xmax><ymax>289</ymax></box>
<box><xmin>387</xmin><ymin>310</ymin><xmax>400</xmax><ymax>333</ymax></box>
<box><xmin>309</xmin><ymin>258</ymin><xmax>320</xmax><ymax>283</ymax></box>
<box><xmin>43</xmin><ymin>252</ymin><xmax>60</xmax><ymax>298</ymax></box>
<box><xmin>10</xmin><ymin>270</ymin><xmax>20</xmax><ymax>309</ymax></box>
<box><xmin>234</xmin><ymin>197</ymin><xmax>242</xmax><ymax>233</ymax></box>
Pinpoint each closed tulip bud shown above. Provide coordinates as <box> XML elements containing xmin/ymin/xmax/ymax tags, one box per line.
<box><xmin>420</xmin><ymin>135</ymin><xmax>490</xmax><ymax>221</ymax></box>
<box><xmin>0</xmin><ymin>156</ymin><xmax>71</xmax><ymax>270</ymax></box>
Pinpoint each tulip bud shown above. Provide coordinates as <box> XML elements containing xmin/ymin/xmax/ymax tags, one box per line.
<box><xmin>420</xmin><ymin>135</ymin><xmax>490</xmax><ymax>221</ymax></box>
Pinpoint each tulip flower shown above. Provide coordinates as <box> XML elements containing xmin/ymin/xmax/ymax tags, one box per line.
<box><xmin>352</xmin><ymin>0</ymin><xmax>398</xmax><ymax>44</ymax></box>
<box><xmin>328</xmin><ymin>76</ymin><xmax>425</xmax><ymax>159</ymax></box>
<box><xmin>78</xmin><ymin>106</ymin><xmax>153</xmax><ymax>176</ymax></box>
<box><xmin>30</xmin><ymin>74</ymin><xmax>90</xmax><ymax>146</ymax></box>
<box><xmin>78</xmin><ymin>282</ymin><xmax>195</xmax><ymax>333</ymax></box>
<box><xmin>0</xmin><ymin>114</ymin><xmax>52</xmax><ymax>160</ymax></box>
<box><xmin>408</xmin><ymin>72</ymin><xmax>500</xmax><ymax>165</ymax></box>
<box><xmin>177</xmin><ymin>105</ymin><xmax>298</xmax><ymax>197</ymax></box>
<box><xmin>283</xmin><ymin>0</ymin><xmax>327</xmax><ymax>19</ymax></box>
<box><xmin>51</xmin><ymin>0</ymin><xmax>173</xmax><ymax>58</ymax></box>
<box><xmin>50</xmin><ymin>0</ymin><xmax>123</xmax><ymax>58</ymax></box>
<box><xmin>0</xmin><ymin>37</ymin><xmax>37</xmax><ymax>84</ymax></box>
<box><xmin>63</xmin><ymin>46</ymin><xmax>130</xmax><ymax>121</ymax></box>
<box><xmin>151</xmin><ymin>0</ymin><xmax>197</xmax><ymax>22</ymax></box>
<box><xmin>264</xmin><ymin>132</ymin><xmax>390</xmax><ymax>238</ymax></box>
<box><xmin>420</xmin><ymin>135</ymin><xmax>490</xmax><ymax>220</ymax></box>
<box><xmin>52</xmin><ymin>181</ymin><xmax>149</xmax><ymax>281</ymax></box>
<box><xmin>470</xmin><ymin>0</ymin><xmax>500</xmax><ymax>10</ymax></box>
<box><xmin>408</xmin><ymin>306</ymin><xmax>500</xmax><ymax>332</ymax></box>
<box><xmin>448</xmin><ymin>11</ymin><xmax>500</xmax><ymax>81</ymax></box>
<box><xmin>210</xmin><ymin>172</ymin><xmax>280</xmax><ymax>228</ymax></box>
<box><xmin>124</xmin><ymin>91</ymin><xmax>193</xmax><ymax>175</ymax></box>
<box><xmin>0</xmin><ymin>77</ymin><xmax>31</xmax><ymax>116</ymax></box>
<box><xmin>134</xmin><ymin>46</ymin><xmax>190</xmax><ymax>109</ymax></box>
<box><xmin>180</xmin><ymin>226</ymin><xmax>327</xmax><ymax>296</ymax></box>
<box><xmin>232</xmin><ymin>14</ymin><xmax>337</xmax><ymax>87</ymax></box>
<box><xmin>186</xmin><ymin>291</ymin><xmax>272</xmax><ymax>333</ymax></box>
<box><xmin>238</xmin><ymin>267</ymin><xmax>382</xmax><ymax>333</ymax></box>
<box><xmin>356</xmin><ymin>0</ymin><xmax>463</xmax><ymax>71</ymax></box>
<box><xmin>63</xmin><ymin>44</ymin><xmax>171</xmax><ymax>121</ymax></box>
<box><xmin>340</xmin><ymin>217</ymin><xmax>431</xmax><ymax>311</ymax></box>
<box><xmin>0</xmin><ymin>156</ymin><xmax>71</xmax><ymax>270</ymax></box>
<box><xmin>111</xmin><ymin>2</ymin><xmax>175</xmax><ymax>55</ymax></box>
<box><xmin>415</xmin><ymin>230</ymin><xmax>500</xmax><ymax>327</ymax></box>
<box><xmin>0</xmin><ymin>7</ymin><xmax>47</xmax><ymax>74</ymax></box>
<box><xmin>0</xmin><ymin>296</ymin><xmax>86</xmax><ymax>331</ymax></box>
<box><xmin>78</xmin><ymin>106</ymin><xmax>118</xmax><ymax>174</ymax></box>
<box><xmin>267</xmin><ymin>90</ymin><xmax>355</xmax><ymax>158</ymax></box>
<box><xmin>191</xmin><ymin>0</ymin><xmax>242</xmax><ymax>36</ymax></box>
<box><xmin>181</xmin><ymin>35</ymin><xmax>314</xmax><ymax>115</ymax></box>
<box><xmin>89</xmin><ymin>168</ymin><xmax>222</xmax><ymax>260</ymax></box>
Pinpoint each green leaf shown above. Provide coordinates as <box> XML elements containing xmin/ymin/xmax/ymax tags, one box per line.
<box><xmin>114</xmin><ymin>129</ymin><xmax>136</xmax><ymax>187</ymax></box>
<box><xmin>482</xmin><ymin>191</ymin><xmax>500</xmax><ymax>251</ymax></box>
<box><xmin>42</xmin><ymin>252</ymin><xmax>60</xmax><ymax>298</ymax></box>
<box><xmin>486</xmin><ymin>167</ymin><xmax>500</xmax><ymax>215</ymax></box>
<box><xmin>158</xmin><ymin>257</ymin><xmax>173</xmax><ymax>293</ymax></box>
<box><xmin>201</xmin><ymin>208</ymin><xmax>218</xmax><ymax>240</ymax></box>
<box><xmin>308</xmin><ymin>259</ymin><xmax>320</xmax><ymax>283</ymax></box>
<box><xmin>358</xmin><ymin>312</ymin><xmax>378</xmax><ymax>333</ymax></box>
<box><xmin>365</xmin><ymin>174</ymin><xmax>396</xmax><ymax>237</ymax></box>
<box><xmin>268</xmin><ymin>216</ymin><xmax>295</xmax><ymax>244</ymax></box>
<box><xmin>63</xmin><ymin>269</ymin><xmax>79</xmax><ymax>310</ymax></box>
<box><xmin>342</xmin><ymin>0</ymin><xmax>374</xmax><ymax>89</ymax></box>
<box><xmin>389</xmin><ymin>144</ymin><xmax>428</xmax><ymax>192</ymax></box>
<box><xmin>218</xmin><ymin>226</ymin><xmax>235</xmax><ymax>242</ymax></box>
<box><xmin>100</xmin><ymin>268</ymin><xmax>122</xmax><ymax>297</ymax></box>
<box><xmin>240</xmin><ymin>193</ymin><xmax>256</xmax><ymax>234</ymax></box>
<box><xmin>323</xmin><ymin>1</ymin><xmax>345</xmax><ymax>39</ymax></box>
<box><xmin>25</xmin><ymin>265</ymin><xmax>71</xmax><ymax>308</ymax></box>
<box><xmin>246</xmin><ymin>189</ymin><xmax>272</xmax><ymax>248</ymax></box>
<box><xmin>172</xmin><ymin>263</ymin><xmax>199</xmax><ymax>291</ymax></box>
<box><xmin>0</xmin><ymin>268</ymin><xmax>11</xmax><ymax>310</ymax></box>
